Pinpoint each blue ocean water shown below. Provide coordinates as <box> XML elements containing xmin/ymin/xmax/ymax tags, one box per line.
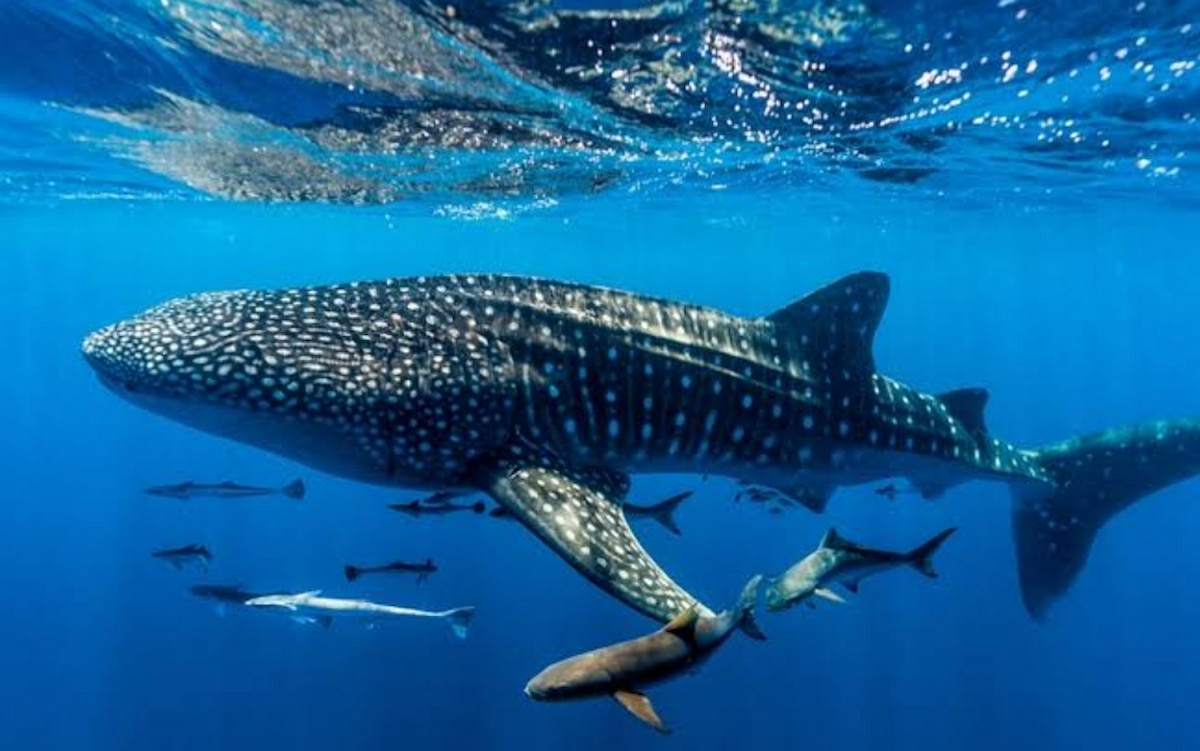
<box><xmin>2</xmin><ymin>2</ymin><xmax>1200</xmax><ymax>749</ymax></box>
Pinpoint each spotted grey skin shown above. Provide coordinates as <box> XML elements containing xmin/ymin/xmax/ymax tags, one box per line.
<box><xmin>82</xmin><ymin>272</ymin><xmax>1200</xmax><ymax>623</ymax></box>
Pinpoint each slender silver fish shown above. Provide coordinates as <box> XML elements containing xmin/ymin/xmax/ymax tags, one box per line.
<box><xmin>245</xmin><ymin>590</ymin><xmax>474</xmax><ymax>639</ymax></box>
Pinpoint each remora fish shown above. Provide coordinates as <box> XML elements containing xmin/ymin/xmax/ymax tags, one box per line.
<box><xmin>344</xmin><ymin>558</ymin><xmax>438</xmax><ymax>583</ymax></box>
<box><xmin>388</xmin><ymin>499</ymin><xmax>486</xmax><ymax>517</ymax></box>
<box><xmin>82</xmin><ymin>272</ymin><xmax>1200</xmax><ymax>622</ymax></box>
<box><xmin>152</xmin><ymin>544</ymin><xmax>212</xmax><ymax>572</ymax></box>
<box><xmin>525</xmin><ymin>576</ymin><xmax>764</xmax><ymax>734</ymax></box>
<box><xmin>146</xmin><ymin>479</ymin><xmax>305</xmax><ymax>501</ymax></box>
<box><xmin>244</xmin><ymin>590</ymin><xmax>475</xmax><ymax>639</ymax></box>
<box><xmin>765</xmin><ymin>527</ymin><xmax>957</xmax><ymax>611</ymax></box>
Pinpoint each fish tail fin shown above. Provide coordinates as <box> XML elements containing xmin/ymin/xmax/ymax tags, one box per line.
<box><xmin>733</xmin><ymin>574</ymin><xmax>767</xmax><ymax>641</ymax></box>
<box><xmin>282</xmin><ymin>479</ymin><xmax>306</xmax><ymax>500</ymax></box>
<box><xmin>444</xmin><ymin>606</ymin><xmax>475</xmax><ymax>640</ymax></box>
<box><xmin>1014</xmin><ymin>417</ymin><xmax>1200</xmax><ymax>620</ymax></box>
<box><xmin>646</xmin><ymin>491</ymin><xmax>692</xmax><ymax>536</ymax></box>
<box><xmin>907</xmin><ymin>527</ymin><xmax>958</xmax><ymax>578</ymax></box>
<box><xmin>344</xmin><ymin>565</ymin><xmax>359</xmax><ymax>582</ymax></box>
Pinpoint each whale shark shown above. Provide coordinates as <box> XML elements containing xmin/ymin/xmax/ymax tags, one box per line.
<box><xmin>81</xmin><ymin>271</ymin><xmax>1200</xmax><ymax>622</ymax></box>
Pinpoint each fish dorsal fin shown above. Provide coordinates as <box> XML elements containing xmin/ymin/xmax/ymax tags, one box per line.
<box><xmin>297</xmin><ymin>589</ymin><xmax>322</xmax><ymax>599</ymax></box>
<box><xmin>820</xmin><ymin>527</ymin><xmax>847</xmax><ymax>550</ymax></box>
<box><xmin>612</xmin><ymin>690</ymin><xmax>670</xmax><ymax>735</ymax></box>
<box><xmin>764</xmin><ymin>271</ymin><xmax>890</xmax><ymax>379</ymax></box>
<box><xmin>663</xmin><ymin>606</ymin><xmax>701</xmax><ymax>639</ymax></box>
<box><xmin>937</xmin><ymin>388</ymin><xmax>990</xmax><ymax>440</ymax></box>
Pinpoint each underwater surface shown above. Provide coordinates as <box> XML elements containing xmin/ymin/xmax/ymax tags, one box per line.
<box><xmin>2</xmin><ymin>1</ymin><xmax>1200</xmax><ymax>749</ymax></box>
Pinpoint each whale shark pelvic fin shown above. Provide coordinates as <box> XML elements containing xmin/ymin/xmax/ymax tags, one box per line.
<box><xmin>1015</xmin><ymin>416</ymin><xmax>1200</xmax><ymax>620</ymax></box>
<box><xmin>478</xmin><ymin>452</ymin><xmax>712</xmax><ymax>624</ymax></box>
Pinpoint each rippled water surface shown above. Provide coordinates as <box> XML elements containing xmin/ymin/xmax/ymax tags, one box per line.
<box><xmin>2</xmin><ymin>0</ymin><xmax>1198</xmax><ymax>211</ymax></box>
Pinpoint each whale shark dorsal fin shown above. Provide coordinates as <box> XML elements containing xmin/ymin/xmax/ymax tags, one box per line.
<box><xmin>936</xmin><ymin>388</ymin><xmax>990</xmax><ymax>440</ymax></box>
<box><xmin>764</xmin><ymin>271</ymin><xmax>890</xmax><ymax>379</ymax></box>
<box><xmin>612</xmin><ymin>689</ymin><xmax>670</xmax><ymax>735</ymax></box>
<box><xmin>481</xmin><ymin>457</ymin><xmax>707</xmax><ymax>625</ymax></box>
<box><xmin>663</xmin><ymin>606</ymin><xmax>700</xmax><ymax>639</ymax></box>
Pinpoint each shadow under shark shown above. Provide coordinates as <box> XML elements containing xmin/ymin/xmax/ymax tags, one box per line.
<box><xmin>82</xmin><ymin>271</ymin><xmax>1200</xmax><ymax>622</ymax></box>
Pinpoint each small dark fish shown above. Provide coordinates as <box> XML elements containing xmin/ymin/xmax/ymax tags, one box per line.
<box><xmin>152</xmin><ymin>544</ymin><xmax>212</xmax><ymax>572</ymax></box>
<box><xmin>739</xmin><ymin>487</ymin><xmax>779</xmax><ymax>503</ymax></box>
<box><xmin>623</xmin><ymin>491</ymin><xmax>693</xmax><ymax>536</ymax></box>
<box><xmin>419</xmin><ymin>490</ymin><xmax>469</xmax><ymax>506</ymax></box>
<box><xmin>388</xmin><ymin>499</ymin><xmax>486</xmax><ymax>517</ymax></box>
<box><xmin>345</xmin><ymin>558</ymin><xmax>438</xmax><ymax>584</ymax></box>
<box><xmin>875</xmin><ymin>483</ymin><xmax>905</xmax><ymax>501</ymax></box>
<box><xmin>489</xmin><ymin>506</ymin><xmax>516</xmax><ymax>521</ymax></box>
<box><xmin>190</xmin><ymin>584</ymin><xmax>260</xmax><ymax>605</ymax></box>
<box><xmin>146</xmin><ymin>479</ymin><xmax>305</xmax><ymax>501</ymax></box>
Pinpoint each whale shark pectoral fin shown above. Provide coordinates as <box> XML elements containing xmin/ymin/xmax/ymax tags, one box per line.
<box><xmin>763</xmin><ymin>271</ymin><xmax>889</xmax><ymax>379</ymax></box>
<box><xmin>612</xmin><ymin>689</ymin><xmax>670</xmax><ymax>735</ymax></box>
<box><xmin>480</xmin><ymin>461</ymin><xmax>708</xmax><ymax>624</ymax></box>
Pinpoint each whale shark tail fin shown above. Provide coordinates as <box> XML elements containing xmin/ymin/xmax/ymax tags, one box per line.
<box><xmin>281</xmin><ymin>479</ymin><xmax>306</xmax><ymax>501</ymax></box>
<box><xmin>906</xmin><ymin>527</ymin><xmax>958</xmax><ymax>579</ymax></box>
<box><xmin>1014</xmin><ymin>416</ymin><xmax>1200</xmax><ymax>621</ymax></box>
<box><xmin>444</xmin><ymin>606</ymin><xmax>475</xmax><ymax>640</ymax></box>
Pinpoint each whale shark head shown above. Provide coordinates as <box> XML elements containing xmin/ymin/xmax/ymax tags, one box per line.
<box><xmin>81</xmin><ymin>285</ymin><xmax>429</xmax><ymax>485</ymax></box>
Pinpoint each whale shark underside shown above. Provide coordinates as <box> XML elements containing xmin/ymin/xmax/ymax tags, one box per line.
<box><xmin>81</xmin><ymin>271</ymin><xmax>1200</xmax><ymax>623</ymax></box>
